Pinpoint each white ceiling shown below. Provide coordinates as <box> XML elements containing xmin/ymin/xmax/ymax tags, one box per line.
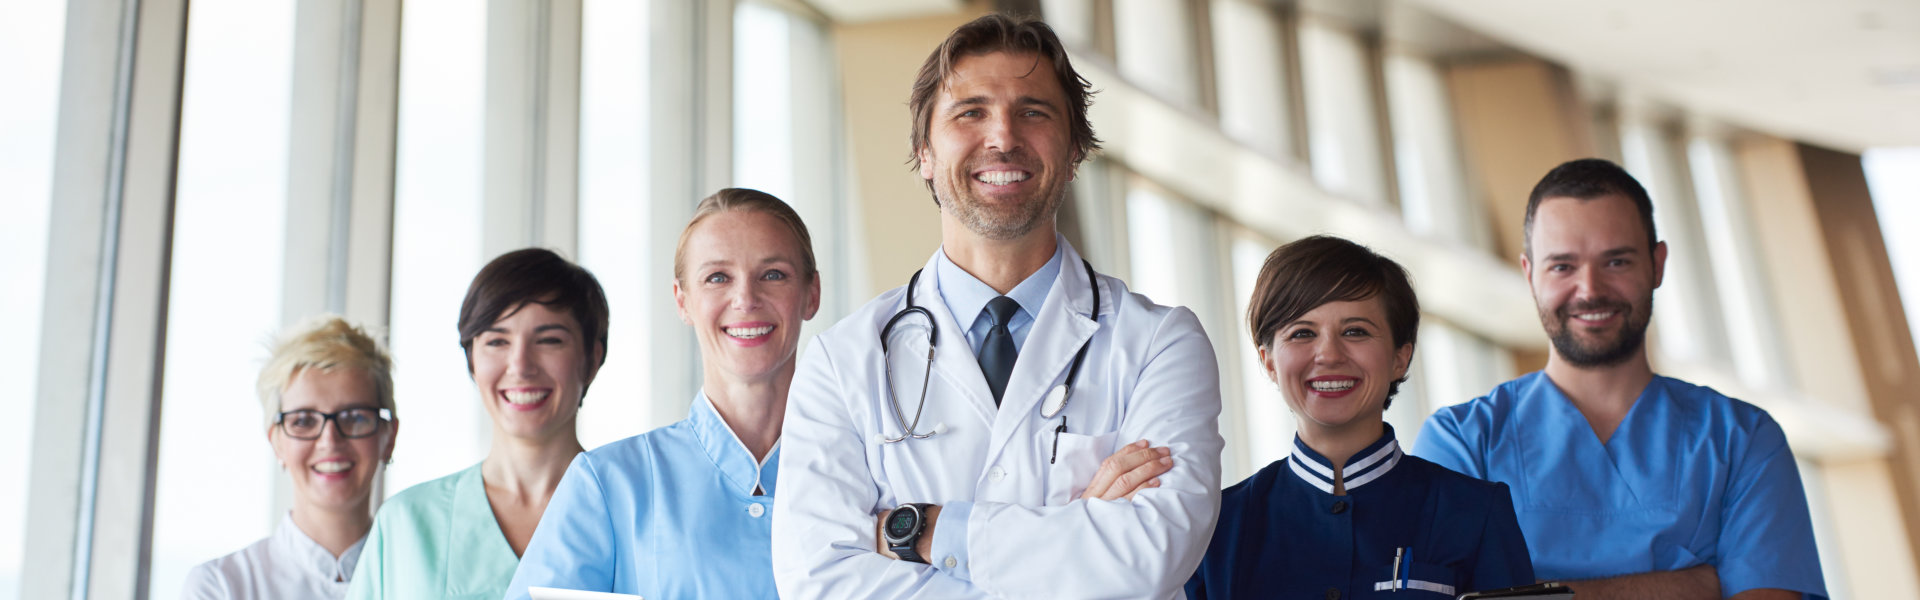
<box><xmin>1396</xmin><ymin>0</ymin><xmax>1920</xmax><ymax>152</ymax></box>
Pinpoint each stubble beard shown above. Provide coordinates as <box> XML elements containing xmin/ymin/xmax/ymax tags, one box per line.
<box><xmin>933</xmin><ymin>152</ymin><xmax>1062</xmax><ymax>241</ymax></box>
<box><xmin>1540</xmin><ymin>293</ymin><xmax>1654</xmax><ymax>368</ymax></box>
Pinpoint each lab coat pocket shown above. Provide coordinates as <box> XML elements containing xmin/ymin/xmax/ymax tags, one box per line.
<box><xmin>1043</xmin><ymin>430</ymin><xmax>1119</xmax><ymax>505</ymax></box>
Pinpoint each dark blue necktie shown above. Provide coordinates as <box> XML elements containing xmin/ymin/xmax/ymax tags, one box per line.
<box><xmin>978</xmin><ymin>296</ymin><xmax>1021</xmax><ymax>406</ymax></box>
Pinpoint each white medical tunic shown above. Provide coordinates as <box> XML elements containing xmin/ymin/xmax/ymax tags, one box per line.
<box><xmin>181</xmin><ymin>512</ymin><xmax>365</xmax><ymax>600</ymax></box>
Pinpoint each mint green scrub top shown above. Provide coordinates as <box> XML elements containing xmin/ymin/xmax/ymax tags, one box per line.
<box><xmin>345</xmin><ymin>463</ymin><xmax>520</xmax><ymax>600</ymax></box>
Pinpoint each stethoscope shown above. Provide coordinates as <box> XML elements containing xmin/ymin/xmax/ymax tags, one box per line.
<box><xmin>875</xmin><ymin>258</ymin><xmax>1099</xmax><ymax>451</ymax></box>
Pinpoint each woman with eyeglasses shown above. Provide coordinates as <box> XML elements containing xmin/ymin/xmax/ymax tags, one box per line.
<box><xmin>347</xmin><ymin>248</ymin><xmax>609</xmax><ymax>600</ymax></box>
<box><xmin>182</xmin><ymin>316</ymin><xmax>400</xmax><ymax>600</ymax></box>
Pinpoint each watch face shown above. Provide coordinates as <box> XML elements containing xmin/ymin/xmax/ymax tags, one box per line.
<box><xmin>885</xmin><ymin>509</ymin><xmax>918</xmax><ymax>539</ymax></box>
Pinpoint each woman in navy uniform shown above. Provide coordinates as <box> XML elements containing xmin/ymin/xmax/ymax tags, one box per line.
<box><xmin>1188</xmin><ymin>235</ymin><xmax>1533</xmax><ymax>599</ymax></box>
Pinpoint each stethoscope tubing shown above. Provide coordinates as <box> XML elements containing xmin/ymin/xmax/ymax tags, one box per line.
<box><xmin>877</xmin><ymin>259</ymin><xmax>1099</xmax><ymax>443</ymax></box>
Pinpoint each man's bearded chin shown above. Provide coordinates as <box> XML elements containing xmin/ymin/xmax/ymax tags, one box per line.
<box><xmin>1541</xmin><ymin>295</ymin><xmax>1653</xmax><ymax>368</ymax></box>
<box><xmin>936</xmin><ymin>161</ymin><xmax>1060</xmax><ymax>241</ymax></box>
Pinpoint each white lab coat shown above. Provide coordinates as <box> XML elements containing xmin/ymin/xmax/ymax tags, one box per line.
<box><xmin>772</xmin><ymin>239</ymin><xmax>1223</xmax><ymax>599</ymax></box>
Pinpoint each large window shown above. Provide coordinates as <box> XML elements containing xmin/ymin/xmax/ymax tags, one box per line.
<box><xmin>1299</xmin><ymin>18</ymin><xmax>1389</xmax><ymax>206</ymax></box>
<box><xmin>1863</xmin><ymin>147</ymin><xmax>1920</xmax><ymax>369</ymax></box>
<box><xmin>387</xmin><ymin>0</ymin><xmax>489</xmax><ymax>494</ymax></box>
<box><xmin>147</xmin><ymin>1</ymin><xmax>295</xmax><ymax>596</ymax></box>
<box><xmin>575</xmin><ymin>0</ymin><xmax>655</xmax><ymax>448</ymax></box>
<box><xmin>1230</xmin><ymin>234</ymin><xmax>1294</xmax><ymax>469</ymax></box>
<box><xmin>734</xmin><ymin>1</ymin><xmax>850</xmax><ymax>332</ymax></box>
<box><xmin>0</xmin><ymin>1</ymin><xmax>67</xmax><ymax>596</ymax></box>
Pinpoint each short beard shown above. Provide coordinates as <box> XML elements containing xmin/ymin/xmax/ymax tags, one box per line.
<box><xmin>1541</xmin><ymin>294</ymin><xmax>1653</xmax><ymax>368</ymax></box>
<box><xmin>932</xmin><ymin>152</ymin><xmax>1060</xmax><ymax>241</ymax></box>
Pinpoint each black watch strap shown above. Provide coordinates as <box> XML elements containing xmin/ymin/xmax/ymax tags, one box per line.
<box><xmin>887</xmin><ymin>503</ymin><xmax>933</xmax><ymax>564</ymax></box>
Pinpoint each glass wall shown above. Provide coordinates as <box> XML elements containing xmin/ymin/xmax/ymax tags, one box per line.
<box><xmin>145</xmin><ymin>1</ymin><xmax>295</xmax><ymax>596</ymax></box>
<box><xmin>575</xmin><ymin>0</ymin><xmax>655</xmax><ymax>449</ymax></box>
<box><xmin>0</xmin><ymin>1</ymin><xmax>68</xmax><ymax>596</ymax></box>
<box><xmin>386</xmin><ymin>0</ymin><xmax>490</xmax><ymax>494</ymax></box>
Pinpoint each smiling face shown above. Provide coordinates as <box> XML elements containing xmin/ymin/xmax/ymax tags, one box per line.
<box><xmin>469</xmin><ymin>301</ymin><xmax>600</xmax><ymax>443</ymax></box>
<box><xmin>1523</xmin><ymin>194</ymin><xmax>1667</xmax><ymax>368</ymax></box>
<box><xmin>269</xmin><ymin>366</ymin><xmax>394</xmax><ymax>516</ymax></box>
<box><xmin>674</xmin><ymin>209</ymin><xmax>821</xmax><ymax>387</ymax></box>
<box><xmin>917</xmin><ymin>51</ymin><xmax>1078</xmax><ymax>242</ymax></box>
<box><xmin>1260</xmin><ymin>298</ymin><xmax>1413</xmax><ymax>438</ymax></box>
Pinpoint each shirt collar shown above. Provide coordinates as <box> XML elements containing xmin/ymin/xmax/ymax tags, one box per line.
<box><xmin>688</xmin><ymin>391</ymin><xmax>780</xmax><ymax>497</ymax></box>
<box><xmin>271</xmin><ymin>511</ymin><xmax>364</xmax><ymax>584</ymax></box>
<box><xmin>933</xmin><ymin>241</ymin><xmax>1064</xmax><ymax>332</ymax></box>
<box><xmin>1287</xmin><ymin>423</ymin><xmax>1403</xmax><ymax>495</ymax></box>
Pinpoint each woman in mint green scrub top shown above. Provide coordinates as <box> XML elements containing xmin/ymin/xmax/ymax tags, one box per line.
<box><xmin>347</xmin><ymin>248</ymin><xmax>610</xmax><ymax>600</ymax></box>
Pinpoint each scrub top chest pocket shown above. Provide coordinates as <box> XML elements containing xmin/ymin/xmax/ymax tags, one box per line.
<box><xmin>1365</xmin><ymin>558</ymin><xmax>1461</xmax><ymax>598</ymax></box>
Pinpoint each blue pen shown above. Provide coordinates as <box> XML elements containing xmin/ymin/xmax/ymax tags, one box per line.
<box><xmin>1403</xmin><ymin>546</ymin><xmax>1411</xmax><ymax>591</ymax></box>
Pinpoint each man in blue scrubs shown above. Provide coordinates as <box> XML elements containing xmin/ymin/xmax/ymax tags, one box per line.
<box><xmin>1412</xmin><ymin>158</ymin><xmax>1826</xmax><ymax>599</ymax></box>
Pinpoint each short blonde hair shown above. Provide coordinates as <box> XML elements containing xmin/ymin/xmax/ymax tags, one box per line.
<box><xmin>257</xmin><ymin>316</ymin><xmax>396</xmax><ymax>427</ymax></box>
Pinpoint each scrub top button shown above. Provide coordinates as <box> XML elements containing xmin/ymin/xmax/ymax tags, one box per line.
<box><xmin>1330</xmin><ymin>500</ymin><xmax>1347</xmax><ymax>514</ymax></box>
<box><xmin>988</xmin><ymin>466</ymin><xmax>1007</xmax><ymax>482</ymax></box>
<box><xmin>944</xmin><ymin>556</ymin><xmax>958</xmax><ymax>569</ymax></box>
<box><xmin>748</xmin><ymin>503</ymin><xmax>766</xmax><ymax>518</ymax></box>
<box><xmin>1325</xmin><ymin>588</ymin><xmax>1340</xmax><ymax>600</ymax></box>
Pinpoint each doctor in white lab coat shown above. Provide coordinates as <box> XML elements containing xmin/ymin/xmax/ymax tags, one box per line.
<box><xmin>770</xmin><ymin>13</ymin><xmax>1223</xmax><ymax>599</ymax></box>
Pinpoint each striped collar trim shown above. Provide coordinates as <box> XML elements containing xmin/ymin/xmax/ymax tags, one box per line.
<box><xmin>1287</xmin><ymin>427</ymin><xmax>1402</xmax><ymax>495</ymax></box>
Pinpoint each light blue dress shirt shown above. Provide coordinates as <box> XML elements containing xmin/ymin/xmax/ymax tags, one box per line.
<box><xmin>933</xmin><ymin>241</ymin><xmax>1063</xmax><ymax>356</ymax></box>
<box><xmin>1412</xmin><ymin>372</ymin><xmax>1826</xmax><ymax>599</ymax></box>
<box><xmin>925</xmin><ymin>241</ymin><xmax>1064</xmax><ymax>581</ymax></box>
<box><xmin>503</xmin><ymin>393</ymin><xmax>781</xmax><ymax>600</ymax></box>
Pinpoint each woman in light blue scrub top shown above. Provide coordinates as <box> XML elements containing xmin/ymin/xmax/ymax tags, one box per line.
<box><xmin>347</xmin><ymin>248</ymin><xmax>611</xmax><ymax>600</ymax></box>
<box><xmin>504</xmin><ymin>188</ymin><xmax>821</xmax><ymax>600</ymax></box>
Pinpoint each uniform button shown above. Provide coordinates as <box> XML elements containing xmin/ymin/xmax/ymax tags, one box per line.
<box><xmin>1330</xmin><ymin>500</ymin><xmax>1347</xmax><ymax>514</ymax></box>
<box><xmin>1325</xmin><ymin>587</ymin><xmax>1340</xmax><ymax>600</ymax></box>
<box><xmin>944</xmin><ymin>556</ymin><xmax>958</xmax><ymax>569</ymax></box>
<box><xmin>748</xmin><ymin>503</ymin><xmax>766</xmax><ymax>518</ymax></box>
<box><xmin>987</xmin><ymin>466</ymin><xmax>1007</xmax><ymax>482</ymax></box>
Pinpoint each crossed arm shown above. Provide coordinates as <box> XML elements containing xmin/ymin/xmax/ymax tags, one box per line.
<box><xmin>875</xmin><ymin>440</ymin><xmax>1176</xmax><ymax>560</ymax></box>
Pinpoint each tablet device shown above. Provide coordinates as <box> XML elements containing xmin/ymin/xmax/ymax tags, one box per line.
<box><xmin>528</xmin><ymin>587</ymin><xmax>645</xmax><ymax>600</ymax></box>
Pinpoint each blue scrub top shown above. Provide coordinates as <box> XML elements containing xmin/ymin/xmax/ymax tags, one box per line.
<box><xmin>1187</xmin><ymin>424</ymin><xmax>1534</xmax><ymax>599</ymax></box>
<box><xmin>504</xmin><ymin>394</ymin><xmax>781</xmax><ymax>600</ymax></box>
<box><xmin>1413</xmin><ymin>372</ymin><xmax>1827</xmax><ymax>598</ymax></box>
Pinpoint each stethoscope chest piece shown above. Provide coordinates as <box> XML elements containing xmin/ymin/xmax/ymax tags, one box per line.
<box><xmin>1041</xmin><ymin>385</ymin><xmax>1069</xmax><ymax>419</ymax></box>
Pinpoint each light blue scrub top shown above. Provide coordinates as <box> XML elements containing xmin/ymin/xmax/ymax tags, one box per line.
<box><xmin>504</xmin><ymin>393</ymin><xmax>781</xmax><ymax>600</ymax></box>
<box><xmin>1413</xmin><ymin>372</ymin><xmax>1827</xmax><ymax>598</ymax></box>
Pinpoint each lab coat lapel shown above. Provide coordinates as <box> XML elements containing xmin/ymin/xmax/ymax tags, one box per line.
<box><xmin>987</xmin><ymin>240</ymin><xmax>1102</xmax><ymax>456</ymax></box>
<box><xmin>916</xmin><ymin>252</ymin><xmax>998</xmax><ymax>428</ymax></box>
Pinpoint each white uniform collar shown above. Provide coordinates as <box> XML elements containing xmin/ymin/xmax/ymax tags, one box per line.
<box><xmin>1287</xmin><ymin>424</ymin><xmax>1404</xmax><ymax>495</ymax></box>
<box><xmin>273</xmin><ymin>511</ymin><xmax>365</xmax><ymax>584</ymax></box>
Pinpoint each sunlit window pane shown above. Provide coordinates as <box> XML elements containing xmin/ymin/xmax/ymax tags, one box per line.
<box><xmin>1231</xmin><ymin>234</ymin><xmax>1293</xmax><ymax>469</ymax></box>
<box><xmin>387</xmin><ymin>0</ymin><xmax>489</xmax><ymax>494</ymax></box>
<box><xmin>1125</xmin><ymin>187</ymin><xmax>1181</xmax><ymax>308</ymax></box>
<box><xmin>0</xmin><ymin>0</ymin><xmax>67</xmax><ymax>596</ymax></box>
<box><xmin>148</xmin><ymin>1</ymin><xmax>294</xmax><ymax>596</ymax></box>
<box><xmin>576</xmin><ymin>0</ymin><xmax>653</xmax><ymax>449</ymax></box>
<box><xmin>1299</xmin><ymin>19</ymin><xmax>1387</xmax><ymax>205</ymax></box>
<box><xmin>1864</xmin><ymin>147</ymin><xmax>1920</xmax><ymax>372</ymax></box>
<box><xmin>734</xmin><ymin>1</ymin><xmax>794</xmax><ymax>201</ymax></box>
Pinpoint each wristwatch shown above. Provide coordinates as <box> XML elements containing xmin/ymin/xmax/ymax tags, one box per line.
<box><xmin>882</xmin><ymin>503</ymin><xmax>934</xmax><ymax>564</ymax></box>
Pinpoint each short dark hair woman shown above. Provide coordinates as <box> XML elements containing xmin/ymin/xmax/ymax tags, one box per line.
<box><xmin>1185</xmin><ymin>235</ymin><xmax>1534</xmax><ymax>599</ymax></box>
<box><xmin>348</xmin><ymin>247</ymin><xmax>609</xmax><ymax>599</ymax></box>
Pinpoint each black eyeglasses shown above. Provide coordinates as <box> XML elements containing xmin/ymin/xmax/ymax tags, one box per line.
<box><xmin>274</xmin><ymin>407</ymin><xmax>392</xmax><ymax>440</ymax></box>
